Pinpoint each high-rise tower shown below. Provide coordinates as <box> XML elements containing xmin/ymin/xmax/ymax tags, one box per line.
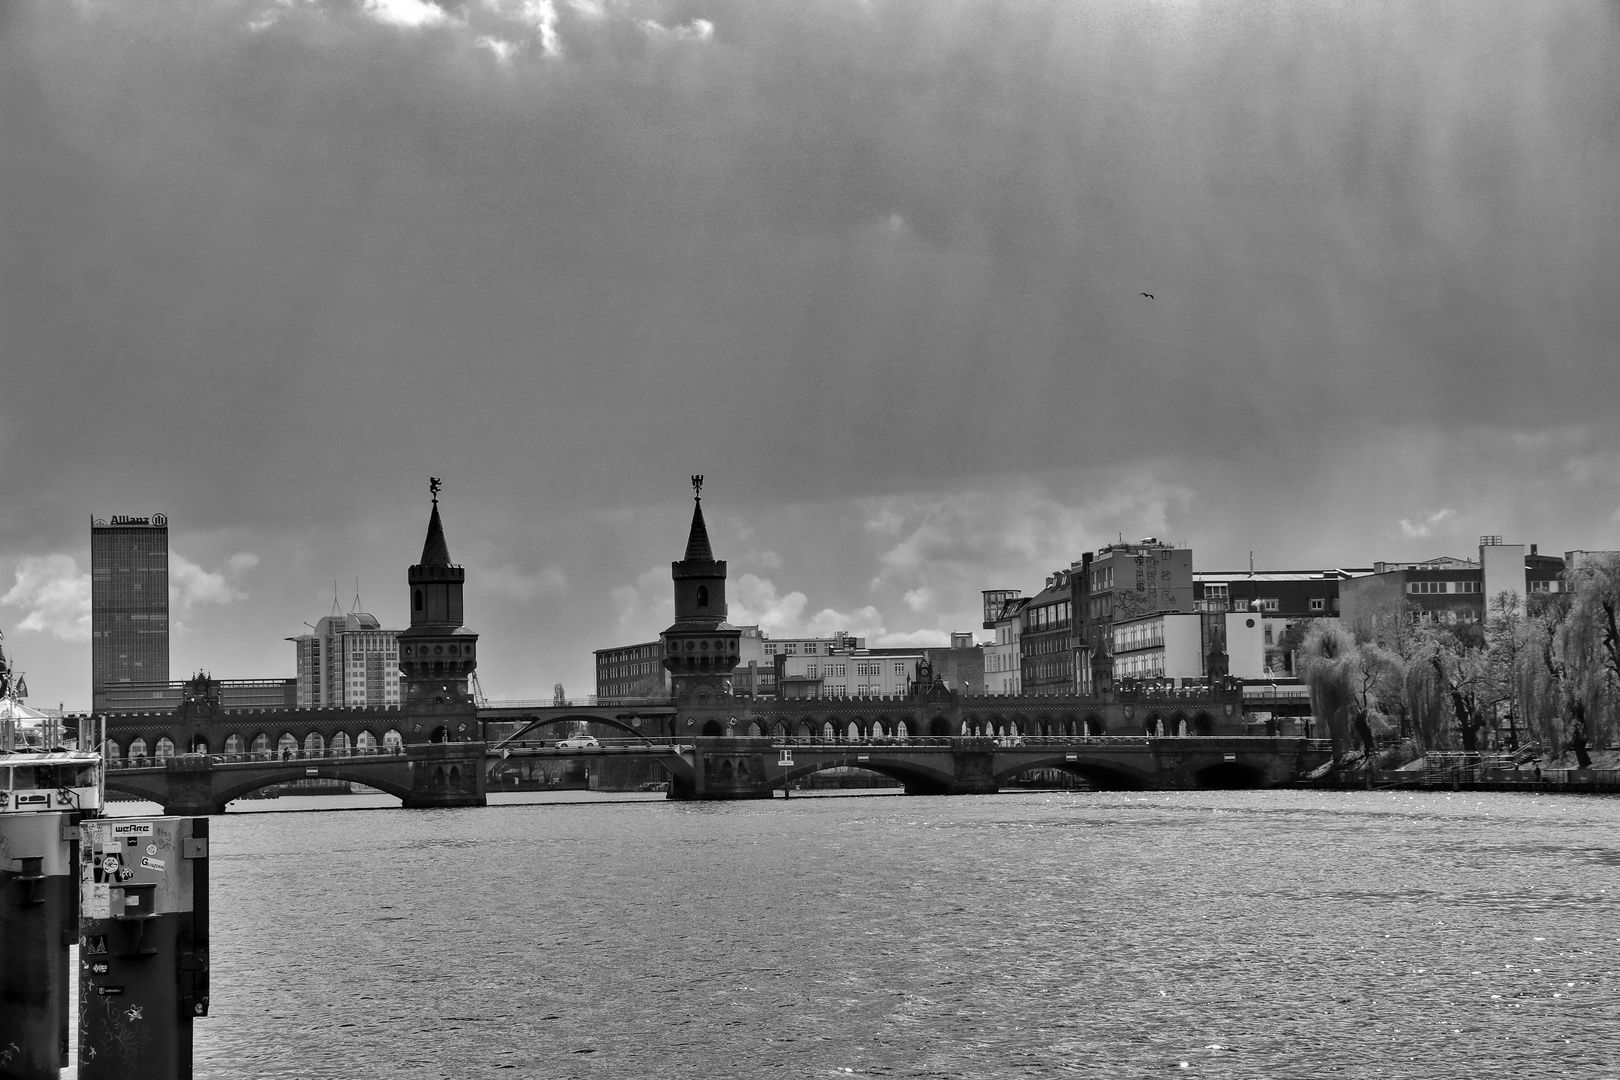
<box><xmin>91</xmin><ymin>512</ymin><xmax>170</xmax><ymax>711</ymax></box>
<box><xmin>661</xmin><ymin>476</ymin><xmax>741</xmax><ymax>701</ymax></box>
<box><xmin>397</xmin><ymin>479</ymin><xmax>479</xmax><ymax>737</ymax></box>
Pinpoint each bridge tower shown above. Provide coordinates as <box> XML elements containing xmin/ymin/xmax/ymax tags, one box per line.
<box><xmin>661</xmin><ymin>476</ymin><xmax>740</xmax><ymax>705</ymax></box>
<box><xmin>398</xmin><ymin>479</ymin><xmax>481</xmax><ymax>743</ymax></box>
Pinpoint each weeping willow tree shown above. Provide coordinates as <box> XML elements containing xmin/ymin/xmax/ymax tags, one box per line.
<box><xmin>1401</xmin><ymin>624</ymin><xmax>1491</xmax><ymax>753</ymax></box>
<box><xmin>1299</xmin><ymin>621</ymin><xmax>1357</xmax><ymax>764</ymax></box>
<box><xmin>1559</xmin><ymin>555</ymin><xmax>1620</xmax><ymax>758</ymax></box>
<box><xmin>1519</xmin><ymin>592</ymin><xmax>1573</xmax><ymax>757</ymax></box>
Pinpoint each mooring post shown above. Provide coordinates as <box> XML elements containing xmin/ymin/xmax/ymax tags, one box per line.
<box><xmin>77</xmin><ymin>816</ymin><xmax>209</xmax><ymax>1080</ymax></box>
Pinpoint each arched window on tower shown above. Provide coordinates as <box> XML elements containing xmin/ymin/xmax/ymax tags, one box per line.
<box><xmin>696</xmin><ymin>585</ymin><xmax>709</xmax><ymax>608</ymax></box>
<box><xmin>414</xmin><ymin>589</ymin><xmax>424</xmax><ymax>612</ymax></box>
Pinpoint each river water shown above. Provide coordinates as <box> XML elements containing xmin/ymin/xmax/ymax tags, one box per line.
<box><xmin>108</xmin><ymin>789</ymin><xmax>1619</xmax><ymax>1078</ymax></box>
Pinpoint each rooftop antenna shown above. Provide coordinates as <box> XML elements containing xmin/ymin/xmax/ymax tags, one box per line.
<box><xmin>330</xmin><ymin>580</ymin><xmax>341</xmax><ymax>618</ymax></box>
<box><xmin>1249</xmin><ymin>551</ymin><xmax>1254</xmax><ymax>577</ymax></box>
<box><xmin>352</xmin><ymin>577</ymin><xmax>362</xmax><ymax>613</ymax></box>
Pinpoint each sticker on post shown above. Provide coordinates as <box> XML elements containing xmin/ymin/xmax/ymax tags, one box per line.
<box><xmin>139</xmin><ymin>856</ymin><xmax>165</xmax><ymax>872</ymax></box>
<box><xmin>111</xmin><ymin>822</ymin><xmax>153</xmax><ymax>837</ymax></box>
<box><xmin>96</xmin><ymin>986</ymin><xmax>125</xmax><ymax>996</ymax></box>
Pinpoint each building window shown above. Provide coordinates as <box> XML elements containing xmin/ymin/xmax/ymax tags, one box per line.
<box><xmin>1258</xmin><ymin>598</ymin><xmax>1279</xmax><ymax>611</ymax></box>
<box><xmin>1309</xmin><ymin>598</ymin><xmax>1325</xmax><ymax>612</ymax></box>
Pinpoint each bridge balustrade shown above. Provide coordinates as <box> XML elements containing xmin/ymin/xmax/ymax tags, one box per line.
<box><xmin>106</xmin><ymin>746</ymin><xmax>409</xmax><ymax>771</ymax></box>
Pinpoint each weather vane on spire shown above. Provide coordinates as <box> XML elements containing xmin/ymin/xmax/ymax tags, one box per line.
<box><xmin>430</xmin><ymin>476</ymin><xmax>442</xmax><ymax>503</ymax></box>
<box><xmin>691</xmin><ymin>474</ymin><xmax>703</xmax><ymax>499</ymax></box>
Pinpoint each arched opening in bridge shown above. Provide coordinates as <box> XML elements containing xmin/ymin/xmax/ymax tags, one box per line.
<box><xmin>870</xmin><ymin>720</ymin><xmax>887</xmax><ymax>737</ymax></box>
<box><xmin>701</xmin><ymin>720</ymin><xmax>725</xmax><ymax>736</ymax></box>
<box><xmin>779</xmin><ymin>763</ymin><xmax>906</xmax><ymax>794</ymax></box>
<box><xmin>155</xmin><ymin>737</ymin><xmax>175</xmax><ymax>760</ymax></box>
<box><xmin>1146</xmin><ymin>716</ymin><xmax>1165</xmax><ymax>737</ymax></box>
<box><xmin>1176</xmin><ymin>717</ymin><xmax>1189</xmax><ymax>737</ymax></box>
<box><xmin>746</xmin><ymin>720</ymin><xmax>764</xmax><ymax>736</ymax></box>
<box><xmin>846</xmin><ymin>721</ymin><xmax>860</xmax><ymax>739</ymax></box>
<box><xmin>772</xmin><ymin>722</ymin><xmax>787</xmax><ymax>737</ymax></box>
<box><xmin>1193</xmin><ymin>713</ymin><xmax>1214</xmax><ymax>737</ymax></box>
<box><xmin>929</xmin><ymin>718</ymin><xmax>949</xmax><ymax>737</ymax></box>
<box><xmin>189</xmin><ymin>736</ymin><xmax>208</xmax><ymax>754</ymax></box>
<box><xmin>357</xmin><ymin>730</ymin><xmax>378</xmax><ymax>751</ymax></box>
<box><xmin>823</xmin><ymin>722</ymin><xmax>835</xmax><ymax>739</ymax></box>
<box><xmin>278</xmin><ymin>733</ymin><xmax>298</xmax><ymax>759</ymax></box>
<box><xmin>1194</xmin><ymin>762</ymin><xmax>1267</xmax><ymax>789</ymax></box>
<box><xmin>305</xmin><ymin>732</ymin><xmax>326</xmax><ymax>753</ymax></box>
<box><xmin>383</xmin><ymin>729</ymin><xmax>403</xmax><ymax>751</ymax></box>
<box><xmin>432</xmin><ymin>766</ymin><xmax>447</xmax><ymax>789</ymax></box>
<box><xmin>128</xmin><ymin>738</ymin><xmax>148</xmax><ymax>761</ymax></box>
<box><xmin>797</xmin><ymin>721</ymin><xmax>816</xmax><ymax>737</ymax></box>
<box><xmin>105</xmin><ymin>737</ymin><xmax>122</xmax><ymax>760</ymax></box>
<box><xmin>429</xmin><ymin>726</ymin><xmax>448</xmax><ymax>744</ymax></box>
<box><xmin>331</xmin><ymin>731</ymin><xmax>351</xmax><ymax>754</ymax></box>
<box><xmin>224</xmin><ymin>734</ymin><xmax>245</xmax><ymax>755</ymax></box>
<box><xmin>1084</xmin><ymin>716</ymin><xmax>1105</xmax><ymax>736</ymax></box>
<box><xmin>449</xmin><ymin>765</ymin><xmax>462</xmax><ymax>787</ymax></box>
<box><xmin>895</xmin><ymin>720</ymin><xmax>909</xmax><ymax>737</ymax></box>
<box><xmin>251</xmin><ymin>733</ymin><xmax>270</xmax><ymax>754</ymax></box>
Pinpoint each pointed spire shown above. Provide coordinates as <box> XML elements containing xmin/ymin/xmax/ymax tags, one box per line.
<box><xmin>683</xmin><ymin>492</ymin><xmax>714</xmax><ymax>562</ymax></box>
<box><xmin>420</xmin><ymin>501</ymin><xmax>452</xmax><ymax>567</ymax></box>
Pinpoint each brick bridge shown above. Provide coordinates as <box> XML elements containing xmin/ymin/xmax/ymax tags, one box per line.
<box><xmin>104</xmin><ymin>742</ymin><xmax>483</xmax><ymax>815</ymax></box>
<box><xmin>484</xmin><ymin>678</ymin><xmax>1288</xmax><ymax>745</ymax></box>
<box><xmin>494</xmin><ymin>734</ymin><xmax>1333</xmax><ymax>798</ymax></box>
<box><xmin>94</xmin><ymin>675</ymin><xmax>486</xmax><ymax>813</ymax></box>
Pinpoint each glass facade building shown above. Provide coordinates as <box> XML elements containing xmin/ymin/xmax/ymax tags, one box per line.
<box><xmin>91</xmin><ymin>514</ymin><xmax>170</xmax><ymax>710</ymax></box>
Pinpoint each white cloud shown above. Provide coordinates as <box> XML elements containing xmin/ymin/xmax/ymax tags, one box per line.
<box><xmin>566</xmin><ymin>0</ymin><xmax>606</xmax><ymax>19</ymax></box>
<box><xmin>640</xmin><ymin>17</ymin><xmax>714</xmax><ymax>41</ymax></box>
<box><xmin>1398</xmin><ymin>507</ymin><xmax>1458</xmax><ymax>540</ymax></box>
<box><xmin>363</xmin><ymin>0</ymin><xmax>455</xmax><ymax>28</ymax></box>
<box><xmin>477</xmin><ymin>35</ymin><xmax>519</xmax><ymax>61</ymax></box>
<box><xmin>730</xmin><ymin>573</ymin><xmax>886</xmax><ymax>640</ymax></box>
<box><xmin>1</xmin><ymin>555</ymin><xmax>91</xmax><ymax>642</ymax></box>
<box><xmin>480</xmin><ymin>563</ymin><xmax>569</xmax><ymax>600</ymax></box>
<box><xmin>610</xmin><ymin>566</ymin><xmax>672</xmax><ymax>632</ymax></box>
<box><xmin>171</xmin><ymin>551</ymin><xmax>258</xmax><ymax>609</ymax></box>
<box><xmin>902</xmin><ymin>586</ymin><xmax>932</xmax><ymax>612</ymax></box>
<box><xmin>873</xmin><ymin>628</ymin><xmax>950</xmax><ymax>648</ymax></box>
<box><xmin>729</xmin><ymin>573</ymin><xmax>807</xmax><ymax>634</ymax></box>
<box><xmin>521</xmin><ymin>0</ymin><xmax>561</xmax><ymax>55</ymax></box>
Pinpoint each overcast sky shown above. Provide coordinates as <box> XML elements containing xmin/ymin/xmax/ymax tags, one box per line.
<box><xmin>3</xmin><ymin>0</ymin><xmax>1618</xmax><ymax>708</ymax></box>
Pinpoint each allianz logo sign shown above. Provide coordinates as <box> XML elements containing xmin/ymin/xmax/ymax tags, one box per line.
<box><xmin>99</xmin><ymin>513</ymin><xmax>168</xmax><ymax>527</ymax></box>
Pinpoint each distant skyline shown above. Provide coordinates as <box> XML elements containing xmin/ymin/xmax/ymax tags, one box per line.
<box><xmin>4</xmin><ymin>1</ymin><xmax>1619</xmax><ymax>708</ymax></box>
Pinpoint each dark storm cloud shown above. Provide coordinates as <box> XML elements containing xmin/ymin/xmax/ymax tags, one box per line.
<box><xmin>3</xmin><ymin>0</ymin><xmax>1619</xmax><ymax>702</ymax></box>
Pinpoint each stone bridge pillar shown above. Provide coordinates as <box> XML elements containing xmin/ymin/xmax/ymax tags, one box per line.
<box><xmin>671</xmin><ymin>740</ymin><xmax>774</xmax><ymax>800</ymax></box>
<box><xmin>402</xmin><ymin>742</ymin><xmax>488</xmax><ymax>809</ymax></box>
<box><xmin>161</xmin><ymin>756</ymin><xmax>228</xmax><ymax>817</ymax></box>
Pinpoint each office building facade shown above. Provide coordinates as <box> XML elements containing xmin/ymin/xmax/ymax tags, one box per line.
<box><xmin>288</xmin><ymin>607</ymin><xmax>402</xmax><ymax>708</ymax></box>
<box><xmin>91</xmin><ymin>513</ymin><xmax>170</xmax><ymax>710</ymax></box>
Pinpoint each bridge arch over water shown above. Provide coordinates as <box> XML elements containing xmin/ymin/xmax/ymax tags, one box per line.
<box><xmin>990</xmin><ymin>753</ymin><xmax>1151</xmax><ymax>791</ymax></box>
<box><xmin>770</xmin><ymin>754</ymin><xmax>960</xmax><ymax>795</ymax></box>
